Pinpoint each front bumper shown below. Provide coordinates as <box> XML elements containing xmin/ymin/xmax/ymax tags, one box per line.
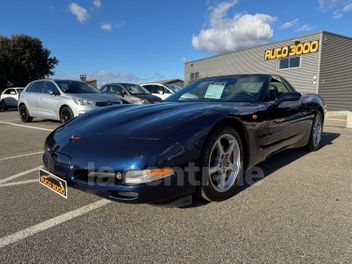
<box><xmin>73</xmin><ymin>105</ymin><xmax>98</xmax><ymax>117</ymax></box>
<box><xmin>42</xmin><ymin>153</ymin><xmax>195</xmax><ymax>203</ymax></box>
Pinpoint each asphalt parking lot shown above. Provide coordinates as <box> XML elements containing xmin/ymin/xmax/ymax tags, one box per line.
<box><xmin>0</xmin><ymin>109</ymin><xmax>351</xmax><ymax>263</ymax></box>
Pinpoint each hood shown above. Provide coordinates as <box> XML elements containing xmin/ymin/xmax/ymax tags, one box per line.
<box><xmin>132</xmin><ymin>94</ymin><xmax>162</xmax><ymax>103</ymax></box>
<box><xmin>70</xmin><ymin>93</ymin><xmax>121</xmax><ymax>103</ymax></box>
<box><xmin>66</xmin><ymin>102</ymin><xmax>251</xmax><ymax>139</ymax></box>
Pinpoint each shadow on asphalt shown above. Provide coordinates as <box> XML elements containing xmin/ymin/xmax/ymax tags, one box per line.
<box><xmin>183</xmin><ymin>132</ymin><xmax>340</xmax><ymax>208</ymax></box>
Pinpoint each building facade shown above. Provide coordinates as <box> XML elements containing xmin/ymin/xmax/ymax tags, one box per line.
<box><xmin>185</xmin><ymin>31</ymin><xmax>352</xmax><ymax>111</ymax></box>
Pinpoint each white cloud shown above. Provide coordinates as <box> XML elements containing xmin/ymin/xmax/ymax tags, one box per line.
<box><xmin>279</xmin><ymin>18</ymin><xmax>299</xmax><ymax>30</ymax></box>
<box><xmin>319</xmin><ymin>0</ymin><xmax>339</xmax><ymax>9</ymax></box>
<box><xmin>69</xmin><ymin>2</ymin><xmax>88</xmax><ymax>23</ymax></box>
<box><xmin>88</xmin><ymin>71</ymin><xmax>165</xmax><ymax>85</ymax></box>
<box><xmin>333</xmin><ymin>2</ymin><xmax>352</xmax><ymax>17</ymax></box>
<box><xmin>115</xmin><ymin>21</ymin><xmax>126</xmax><ymax>29</ymax></box>
<box><xmin>101</xmin><ymin>23</ymin><xmax>112</xmax><ymax>31</ymax></box>
<box><xmin>57</xmin><ymin>71</ymin><xmax>166</xmax><ymax>86</ymax></box>
<box><xmin>295</xmin><ymin>24</ymin><xmax>315</xmax><ymax>32</ymax></box>
<box><xmin>93</xmin><ymin>0</ymin><xmax>102</xmax><ymax>8</ymax></box>
<box><xmin>192</xmin><ymin>1</ymin><xmax>276</xmax><ymax>53</ymax></box>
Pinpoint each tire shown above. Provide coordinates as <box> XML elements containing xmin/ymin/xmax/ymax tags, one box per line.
<box><xmin>0</xmin><ymin>100</ymin><xmax>7</xmax><ymax>111</ymax></box>
<box><xmin>19</xmin><ymin>104</ymin><xmax>33</xmax><ymax>123</ymax></box>
<box><xmin>60</xmin><ymin>106</ymin><xmax>74</xmax><ymax>123</ymax></box>
<box><xmin>200</xmin><ymin>126</ymin><xmax>244</xmax><ymax>202</ymax></box>
<box><xmin>306</xmin><ymin>111</ymin><xmax>323</xmax><ymax>152</ymax></box>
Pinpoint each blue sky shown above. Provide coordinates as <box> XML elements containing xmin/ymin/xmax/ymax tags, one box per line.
<box><xmin>0</xmin><ymin>0</ymin><xmax>351</xmax><ymax>85</ymax></box>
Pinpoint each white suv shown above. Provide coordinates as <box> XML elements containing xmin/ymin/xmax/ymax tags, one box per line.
<box><xmin>0</xmin><ymin>87</ymin><xmax>24</xmax><ymax>110</ymax></box>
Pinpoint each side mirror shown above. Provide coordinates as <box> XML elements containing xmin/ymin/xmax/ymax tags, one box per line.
<box><xmin>277</xmin><ymin>92</ymin><xmax>301</xmax><ymax>104</ymax></box>
<box><xmin>48</xmin><ymin>89</ymin><xmax>59</xmax><ymax>96</ymax></box>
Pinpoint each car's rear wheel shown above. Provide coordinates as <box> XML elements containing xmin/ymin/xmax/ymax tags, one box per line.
<box><xmin>0</xmin><ymin>100</ymin><xmax>7</xmax><ymax>111</ymax></box>
<box><xmin>200</xmin><ymin>126</ymin><xmax>244</xmax><ymax>202</ymax></box>
<box><xmin>60</xmin><ymin>106</ymin><xmax>74</xmax><ymax>123</ymax></box>
<box><xmin>19</xmin><ymin>104</ymin><xmax>33</xmax><ymax>122</ymax></box>
<box><xmin>306</xmin><ymin>111</ymin><xmax>323</xmax><ymax>151</ymax></box>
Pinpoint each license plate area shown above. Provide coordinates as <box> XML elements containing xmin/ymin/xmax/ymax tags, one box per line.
<box><xmin>39</xmin><ymin>169</ymin><xmax>68</xmax><ymax>199</ymax></box>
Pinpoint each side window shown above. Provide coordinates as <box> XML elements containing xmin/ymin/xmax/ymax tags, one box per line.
<box><xmin>111</xmin><ymin>85</ymin><xmax>124</xmax><ymax>94</ymax></box>
<box><xmin>27</xmin><ymin>82</ymin><xmax>43</xmax><ymax>93</ymax></box>
<box><xmin>4</xmin><ymin>89</ymin><xmax>13</xmax><ymax>95</ymax></box>
<box><xmin>268</xmin><ymin>78</ymin><xmax>290</xmax><ymax>101</ymax></box>
<box><xmin>275</xmin><ymin>82</ymin><xmax>290</xmax><ymax>96</ymax></box>
<box><xmin>143</xmin><ymin>85</ymin><xmax>153</xmax><ymax>93</ymax></box>
<box><xmin>101</xmin><ymin>86</ymin><xmax>108</xmax><ymax>93</ymax></box>
<box><xmin>42</xmin><ymin>82</ymin><xmax>59</xmax><ymax>94</ymax></box>
<box><xmin>156</xmin><ymin>86</ymin><xmax>166</xmax><ymax>94</ymax></box>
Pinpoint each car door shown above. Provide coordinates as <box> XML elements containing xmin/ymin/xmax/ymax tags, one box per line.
<box><xmin>37</xmin><ymin>81</ymin><xmax>62</xmax><ymax>119</ymax></box>
<box><xmin>25</xmin><ymin>81</ymin><xmax>43</xmax><ymax>116</ymax></box>
<box><xmin>266</xmin><ymin>77</ymin><xmax>308</xmax><ymax>150</ymax></box>
<box><xmin>2</xmin><ymin>89</ymin><xmax>17</xmax><ymax>107</ymax></box>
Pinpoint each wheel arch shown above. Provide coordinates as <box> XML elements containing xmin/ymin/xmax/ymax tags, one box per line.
<box><xmin>205</xmin><ymin>116</ymin><xmax>250</xmax><ymax>169</ymax></box>
<box><xmin>59</xmin><ymin>104</ymin><xmax>71</xmax><ymax>114</ymax></box>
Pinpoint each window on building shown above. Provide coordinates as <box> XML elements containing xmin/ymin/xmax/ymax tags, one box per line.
<box><xmin>190</xmin><ymin>72</ymin><xmax>199</xmax><ymax>81</ymax></box>
<box><xmin>279</xmin><ymin>57</ymin><xmax>301</xmax><ymax>70</ymax></box>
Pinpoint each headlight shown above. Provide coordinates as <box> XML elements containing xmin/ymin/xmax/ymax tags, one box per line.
<box><xmin>136</xmin><ymin>100</ymin><xmax>149</xmax><ymax>104</ymax></box>
<box><xmin>73</xmin><ymin>97</ymin><xmax>95</xmax><ymax>105</ymax></box>
<box><xmin>124</xmin><ymin>168</ymin><xmax>174</xmax><ymax>184</ymax></box>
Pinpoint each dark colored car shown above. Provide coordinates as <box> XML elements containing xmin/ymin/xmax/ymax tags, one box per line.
<box><xmin>100</xmin><ymin>83</ymin><xmax>162</xmax><ymax>104</ymax></box>
<box><xmin>43</xmin><ymin>74</ymin><xmax>325</xmax><ymax>205</ymax></box>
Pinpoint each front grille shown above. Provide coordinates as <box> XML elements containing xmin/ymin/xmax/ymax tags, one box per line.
<box><xmin>73</xmin><ymin>169</ymin><xmax>122</xmax><ymax>186</ymax></box>
<box><xmin>95</xmin><ymin>101</ymin><xmax>120</xmax><ymax>107</ymax></box>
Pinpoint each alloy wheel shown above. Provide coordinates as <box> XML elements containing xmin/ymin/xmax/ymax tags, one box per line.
<box><xmin>312</xmin><ymin>114</ymin><xmax>322</xmax><ymax>147</ymax></box>
<box><xmin>208</xmin><ymin>134</ymin><xmax>241</xmax><ymax>193</ymax></box>
<box><xmin>61</xmin><ymin>108</ymin><xmax>73</xmax><ymax>123</ymax></box>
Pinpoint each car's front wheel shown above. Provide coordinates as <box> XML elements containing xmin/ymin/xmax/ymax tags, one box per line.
<box><xmin>306</xmin><ymin>111</ymin><xmax>323</xmax><ymax>151</ymax></box>
<box><xmin>0</xmin><ymin>100</ymin><xmax>7</xmax><ymax>111</ymax></box>
<box><xmin>200</xmin><ymin>126</ymin><xmax>244</xmax><ymax>202</ymax></box>
<box><xmin>19</xmin><ymin>104</ymin><xmax>33</xmax><ymax>122</ymax></box>
<box><xmin>60</xmin><ymin>106</ymin><xmax>74</xmax><ymax>123</ymax></box>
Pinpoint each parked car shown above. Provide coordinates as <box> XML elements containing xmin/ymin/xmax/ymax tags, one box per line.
<box><xmin>18</xmin><ymin>79</ymin><xmax>123</xmax><ymax>123</ymax></box>
<box><xmin>140</xmin><ymin>83</ymin><xmax>182</xmax><ymax>100</ymax></box>
<box><xmin>42</xmin><ymin>74</ymin><xmax>325</xmax><ymax>205</ymax></box>
<box><xmin>0</xmin><ymin>87</ymin><xmax>24</xmax><ymax>110</ymax></box>
<box><xmin>100</xmin><ymin>83</ymin><xmax>162</xmax><ymax>104</ymax></box>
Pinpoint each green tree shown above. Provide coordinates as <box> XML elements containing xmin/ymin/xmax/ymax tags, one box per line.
<box><xmin>0</xmin><ymin>34</ymin><xmax>58</xmax><ymax>91</ymax></box>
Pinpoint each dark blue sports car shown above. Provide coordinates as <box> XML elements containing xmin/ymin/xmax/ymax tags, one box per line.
<box><xmin>42</xmin><ymin>74</ymin><xmax>325</xmax><ymax>204</ymax></box>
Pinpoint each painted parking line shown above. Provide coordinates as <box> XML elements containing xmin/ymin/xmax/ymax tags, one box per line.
<box><xmin>0</xmin><ymin>199</ymin><xmax>112</xmax><ymax>249</ymax></box>
<box><xmin>0</xmin><ymin>121</ymin><xmax>53</xmax><ymax>132</ymax></box>
<box><xmin>0</xmin><ymin>167</ymin><xmax>41</xmax><ymax>184</ymax></box>
<box><xmin>0</xmin><ymin>179</ymin><xmax>38</xmax><ymax>188</ymax></box>
<box><xmin>0</xmin><ymin>151</ymin><xmax>43</xmax><ymax>162</ymax></box>
<box><xmin>326</xmin><ymin>118</ymin><xmax>347</xmax><ymax>121</ymax></box>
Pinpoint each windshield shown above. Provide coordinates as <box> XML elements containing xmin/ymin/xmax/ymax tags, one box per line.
<box><xmin>165</xmin><ymin>84</ymin><xmax>181</xmax><ymax>92</ymax></box>
<box><xmin>123</xmin><ymin>84</ymin><xmax>150</xmax><ymax>95</ymax></box>
<box><xmin>56</xmin><ymin>80</ymin><xmax>100</xmax><ymax>94</ymax></box>
<box><xmin>166</xmin><ymin>76</ymin><xmax>267</xmax><ymax>103</ymax></box>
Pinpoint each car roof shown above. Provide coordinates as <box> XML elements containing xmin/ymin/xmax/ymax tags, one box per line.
<box><xmin>140</xmin><ymin>83</ymin><xmax>165</xmax><ymax>86</ymax></box>
<box><xmin>104</xmin><ymin>83</ymin><xmax>139</xmax><ymax>86</ymax></box>
<box><xmin>4</xmin><ymin>87</ymin><xmax>24</xmax><ymax>89</ymax></box>
<box><xmin>32</xmin><ymin>79</ymin><xmax>85</xmax><ymax>83</ymax></box>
